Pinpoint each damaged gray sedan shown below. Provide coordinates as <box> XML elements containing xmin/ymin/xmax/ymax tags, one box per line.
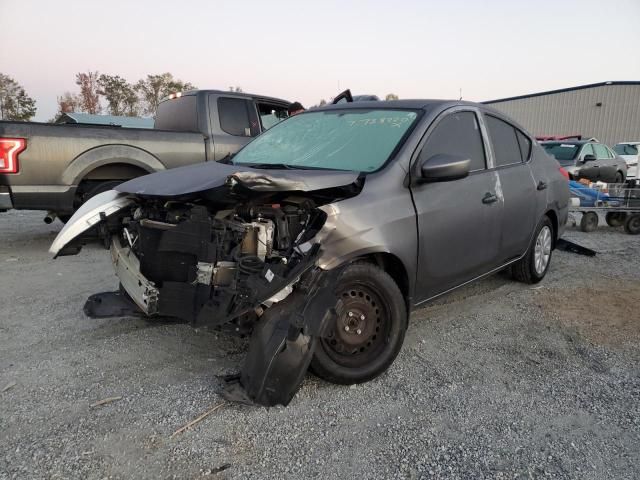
<box><xmin>51</xmin><ymin>100</ymin><xmax>569</xmax><ymax>406</ymax></box>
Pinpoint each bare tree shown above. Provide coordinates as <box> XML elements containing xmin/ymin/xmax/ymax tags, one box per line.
<box><xmin>0</xmin><ymin>73</ymin><xmax>37</xmax><ymax>121</ymax></box>
<box><xmin>385</xmin><ymin>93</ymin><xmax>399</xmax><ymax>101</ymax></box>
<box><xmin>75</xmin><ymin>71</ymin><xmax>101</xmax><ymax>114</ymax></box>
<box><xmin>228</xmin><ymin>86</ymin><xmax>243</xmax><ymax>93</ymax></box>
<box><xmin>56</xmin><ymin>92</ymin><xmax>82</xmax><ymax>114</ymax></box>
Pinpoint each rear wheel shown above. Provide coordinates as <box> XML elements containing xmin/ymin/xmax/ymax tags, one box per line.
<box><xmin>59</xmin><ymin>180</ymin><xmax>124</xmax><ymax>224</ymax></box>
<box><xmin>310</xmin><ymin>263</ymin><xmax>407</xmax><ymax>385</ymax></box>
<box><xmin>624</xmin><ymin>214</ymin><xmax>640</xmax><ymax>235</ymax></box>
<box><xmin>580</xmin><ymin>212</ymin><xmax>598</xmax><ymax>232</ymax></box>
<box><xmin>512</xmin><ymin>216</ymin><xmax>553</xmax><ymax>284</ymax></box>
<box><xmin>605</xmin><ymin>212</ymin><xmax>627</xmax><ymax>227</ymax></box>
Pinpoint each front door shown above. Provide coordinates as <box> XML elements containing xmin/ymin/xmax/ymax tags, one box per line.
<box><xmin>411</xmin><ymin>109</ymin><xmax>502</xmax><ymax>302</ymax></box>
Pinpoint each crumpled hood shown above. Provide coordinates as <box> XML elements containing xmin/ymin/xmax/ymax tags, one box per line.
<box><xmin>116</xmin><ymin>161</ymin><xmax>361</xmax><ymax>197</ymax></box>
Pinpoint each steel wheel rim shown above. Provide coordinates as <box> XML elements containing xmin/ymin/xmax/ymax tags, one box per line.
<box><xmin>322</xmin><ymin>283</ymin><xmax>390</xmax><ymax>367</ymax></box>
<box><xmin>534</xmin><ymin>225</ymin><xmax>552</xmax><ymax>275</ymax></box>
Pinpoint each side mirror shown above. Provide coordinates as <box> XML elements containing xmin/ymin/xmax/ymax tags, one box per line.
<box><xmin>419</xmin><ymin>153</ymin><xmax>470</xmax><ymax>182</ymax></box>
<box><xmin>583</xmin><ymin>154</ymin><xmax>597</xmax><ymax>163</ymax></box>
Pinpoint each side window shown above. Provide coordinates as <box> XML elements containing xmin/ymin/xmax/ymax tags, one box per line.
<box><xmin>421</xmin><ymin>111</ymin><xmax>486</xmax><ymax>171</ymax></box>
<box><xmin>217</xmin><ymin>97</ymin><xmax>254</xmax><ymax>137</ymax></box>
<box><xmin>485</xmin><ymin>115</ymin><xmax>522</xmax><ymax>167</ymax></box>
<box><xmin>581</xmin><ymin>143</ymin><xmax>594</xmax><ymax>159</ymax></box>
<box><xmin>257</xmin><ymin>102</ymin><xmax>289</xmax><ymax>131</ymax></box>
<box><xmin>593</xmin><ymin>143</ymin><xmax>610</xmax><ymax>159</ymax></box>
<box><xmin>515</xmin><ymin>130</ymin><xmax>532</xmax><ymax>161</ymax></box>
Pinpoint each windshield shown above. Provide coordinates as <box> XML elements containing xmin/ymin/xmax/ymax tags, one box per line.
<box><xmin>614</xmin><ymin>144</ymin><xmax>638</xmax><ymax>156</ymax></box>
<box><xmin>542</xmin><ymin>143</ymin><xmax>580</xmax><ymax>162</ymax></box>
<box><xmin>232</xmin><ymin>109</ymin><xmax>420</xmax><ymax>172</ymax></box>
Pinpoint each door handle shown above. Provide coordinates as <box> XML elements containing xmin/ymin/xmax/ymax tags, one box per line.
<box><xmin>537</xmin><ymin>181</ymin><xmax>547</xmax><ymax>191</ymax></box>
<box><xmin>482</xmin><ymin>192</ymin><xmax>498</xmax><ymax>204</ymax></box>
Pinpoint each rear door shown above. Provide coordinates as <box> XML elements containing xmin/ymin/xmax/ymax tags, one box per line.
<box><xmin>208</xmin><ymin>95</ymin><xmax>260</xmax><ymax>161</ymax></box>
<box><xmin>593</xmin><ymin>143</ymin><xmax>617</xmax><ymax>181</ymax></box>
<box><xmin>483</xmin><ymin>113</ymin><xmax>537</xmax><ymax>261</ymax></box>
<box><xmin>411</xmin><ymin>108</ymin><xmax>502</xmax><ymax>301</ymax></box>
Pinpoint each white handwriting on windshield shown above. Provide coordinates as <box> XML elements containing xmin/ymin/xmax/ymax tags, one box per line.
<box><xmin>348</xmin><ymin>117</ymin><xmax>410</xmax><ymax>128</ymax></box>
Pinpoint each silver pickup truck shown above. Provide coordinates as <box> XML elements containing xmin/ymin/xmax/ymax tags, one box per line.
<box><xmin>0</xmin><ymin>90</ymin><xmax>291</xmax><ymax>222</ymax></box>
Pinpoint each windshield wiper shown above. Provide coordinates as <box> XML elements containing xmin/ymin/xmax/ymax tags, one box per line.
<box><xmin>243</xmin><ymin>163</ymin><xmax>340</xmax><ymax>171</ymax></box>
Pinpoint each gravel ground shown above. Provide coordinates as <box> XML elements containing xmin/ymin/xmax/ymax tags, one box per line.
<box><xmin>1</xmin><ymin>210</ymin><xmax>639</xmax><ymax>480</ymax></box>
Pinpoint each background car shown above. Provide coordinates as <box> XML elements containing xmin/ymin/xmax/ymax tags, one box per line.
<box><xmin>541</xmin><ymin>140</ymin><xmax>628</xmax><ymax>183</ymax></box>
<box><xmin>613</xmin><ymin>142</ymin><xmax>639</xmax><ymax>180</ymax></box>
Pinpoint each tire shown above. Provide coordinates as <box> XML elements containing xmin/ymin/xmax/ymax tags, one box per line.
<box><xmin>310</xmin><ymin>263</ymin><xmax>407</xmax><ymax>385</ymax></box>
<box><xmin>60</xmin><ymin>180</ymin><xmax>124</xmax><ymax>224</ymax></box>
<box><xmin>512</xmin><ymin>216</ymin><xmax>553</xmax><ymax>284</ymax></box>
<box><xmin>605</xmin><ymin>212</ymin><xmax>627</xmax><ymax>227</ymax></box>
<box><xmin>82</xmin><ymin>180</ymin><xmax>123</xmax><ymax>203</ymax></box>
<box><xmin>615</xmin><ymin>171</ymin><xmax>625</xmax><ymax>184</ymax></box>
<box><xmin>624</xmin><ymin>214</ymin><xmax>640</xmax><ymax>235</ymax></box>
<box><xmin>580</xmin><ymin>212</ymin><xmax>599</xmax><ymax>232</ymax></box>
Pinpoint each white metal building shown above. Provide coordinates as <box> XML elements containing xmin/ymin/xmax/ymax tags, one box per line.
<box><xmin>484</xmin><ymin>81</ymin><xmax>640</xmax><ymax>146</ymax></box>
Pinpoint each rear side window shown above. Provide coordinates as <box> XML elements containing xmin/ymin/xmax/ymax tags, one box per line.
<box><xmin>593</xmin><ymin>143</ymin><xmax>611</xmax><ymax>159</ymax></box>
<box><xmin>422</xmin><ymin>111</ymin><xmax>486</xmax><ymax>171</ymax></box>
<box><xmin>516</xmin><ymin>130</ymin><xmax>531</xmax><ymax>161</ymax></box>
<box><xmin>217</xmin><ymin>97</ymin><xmax>257</xmax><ymax>137</ymax></box>
<box><xmin>485</xmin><ymin>115</ymin><xmax>522</xmax><ymax>167</ymax></box>
<box><xmin>154</xmin><ymin>96</ymin><xmax>198</xmax><ymax>131</ymax></box>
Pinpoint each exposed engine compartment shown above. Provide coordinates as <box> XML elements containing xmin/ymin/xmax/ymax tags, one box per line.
<box><xmin>108</xmin><ymin>195</ymin><xmax>328</xmax><ymax>332</ymax></box>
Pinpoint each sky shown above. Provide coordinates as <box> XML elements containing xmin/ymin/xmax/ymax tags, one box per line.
<box><xmin>1</xmin><ymin>0</ymin><xmax>639</xmax><ymax>122</ymax></box>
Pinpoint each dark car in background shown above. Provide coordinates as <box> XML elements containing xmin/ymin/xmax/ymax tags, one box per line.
<box><xmin>541</xmin><ymin>139</ymin><xmax>627</xmax><ymax>183</ymax></box>
<box><xmin>51</xmin><ymin>100</ymin><xmax>569</xmax><ymax>407</ymax></box>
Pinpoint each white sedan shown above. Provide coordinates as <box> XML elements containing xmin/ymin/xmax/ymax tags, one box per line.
<box><xmin>614</xmin><ymin>142</ymin><xmax>639</xmax><ymax>180</ymax></box>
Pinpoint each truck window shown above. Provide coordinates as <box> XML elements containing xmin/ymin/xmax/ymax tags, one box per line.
<box><xmin>257</xmin><ymin>102</ymin><xmax>289</xmax><ymax>131</ymax></box>
<box><xmin>218</xmin><ymin>97</ymin><xmax>259</xmax><ymax>137</ymax></box>
<box><xmin>154</xmin><ymin>96</ymin><xmax>198</xmax><ymax>132</ymax></box>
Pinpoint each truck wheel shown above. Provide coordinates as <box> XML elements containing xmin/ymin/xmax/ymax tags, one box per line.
<box><xmin>511</xmin><ymin>216</ymin><xmax>553</xmax><ymax>284</ymax></box>
<box><xmin>59</xmin><ymin>180</ymin><xmax>124</xmax><ymax>224</ymax></box>
<box><xmin>605</xmin><ymin>212</ymin><xmax>627</xmax><ymax>227</ymax></box>
<box><xmin>310</xmin><ymin>263</ymin><xmax>407</xmax><ymax>385</ymax></box>
<box><xmin>580</xmin><ymin>212</ymin><xmax>598</xmax><ymax>232</ymax></box>
<box><xmin>624</xmin><ymin>214</ymin><xmax>640</xmax><ymax>235</ymax></box>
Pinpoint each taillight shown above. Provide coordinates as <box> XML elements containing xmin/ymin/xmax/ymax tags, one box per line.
<box><xmin>0</xmin><ymin>138</ymin><xmax>26</xmax><ymax>174</ymax></box>
<box><xmin>559</xmin><ymin>167</ymin><xmax>570</xmax><ymax>180</ymax></box>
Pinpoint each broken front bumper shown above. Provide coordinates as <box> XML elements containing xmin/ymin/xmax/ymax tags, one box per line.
<box><xmin>110</xmin><ymin>237</ymin><xmax>159</xmax><ymax>315</ymax></box>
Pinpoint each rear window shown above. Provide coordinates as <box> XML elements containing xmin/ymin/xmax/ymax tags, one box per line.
<box><xmin>614</xmin><ymin>144</ymin><xmax>638</xmax><ymax>156</ymax></box>
<box><xmin>154</xmin><ymin>96</ymin><xmax>198</xmax><ymax>131</ymax></box>
<box><xmin>218</xmin><ymin>97</ymin><xmax>257</xmax><ymax>137</ymax></box>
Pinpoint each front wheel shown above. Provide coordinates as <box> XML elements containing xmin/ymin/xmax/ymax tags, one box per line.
<box><xmin>615</xmin><ymin>171</ymin><xmax>625</xmax><ymax>184</ymax></box>
<box><xmin>512</xmin><ymin>216</ymin><xmax>554</xmax><ymax>284</ymax></box>
<box><xmin>310</xmin><ymin>263</ymin><xmax>407</xmax><ymax>385</ymax></box>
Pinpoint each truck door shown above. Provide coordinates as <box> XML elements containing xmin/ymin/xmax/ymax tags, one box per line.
<box><xmin>208</xmin><ymin>95</ymin><xmax>260</xmax><ymax>161</ymax></box>
<box><xmin>411</xmin><ymin>109</ymin><xmax>502</xmax><ymax>302</ymax></box>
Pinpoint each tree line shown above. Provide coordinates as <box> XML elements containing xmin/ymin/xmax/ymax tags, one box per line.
<box><xmin>1</xmin><ymin>71</ymin><xmax>401</xmax><ymax>122</ymax></box>
<box><xmin>57</xmin><ymin>71</ymin><xmax>197</xmax><ymax>118</ymax></box>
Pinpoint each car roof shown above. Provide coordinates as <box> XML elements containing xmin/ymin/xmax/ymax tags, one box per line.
<box><xmin>616</xmin><ymin>141</ymin><xmax>640</xmax><ymax>145</ymax></box>
<box><xmin>312</xmin><ymin>99</ymin><xmax>486</xmax><ymax>111</ymax></box>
